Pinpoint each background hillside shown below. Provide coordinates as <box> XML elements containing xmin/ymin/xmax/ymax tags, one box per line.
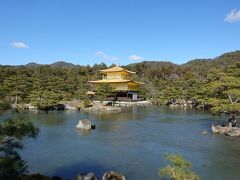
<box><xmin>8</xmin><ymin>50</ymin><xmax>240</xmax><ymax>73</ymax></box>
<box><xmin>126</xmin><ymin>50</ymin><xmax>240</xmax><ymax>76</ymax></box>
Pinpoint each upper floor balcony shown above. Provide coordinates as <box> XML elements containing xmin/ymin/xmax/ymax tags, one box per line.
<box><xmin>102</xmin><ymin>73</ymin><xmax>131</xmax><ymax>80</ymax></box>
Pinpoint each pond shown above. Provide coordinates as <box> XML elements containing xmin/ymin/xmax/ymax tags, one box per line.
<box><xmin>1</xmin><ymin>106</ymin><xmax>240</xmax><ymax>180</ymax></box>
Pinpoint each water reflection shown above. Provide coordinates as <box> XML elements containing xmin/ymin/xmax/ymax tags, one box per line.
<box><xmin>75</xmin><ymin>129</ymin><xmax>92</xmax><ymax>136</ymax></box>
<box><xmin>87</xmin><ymin>108</ymin><xmax>145</xmax><ymax>121</ymax></box>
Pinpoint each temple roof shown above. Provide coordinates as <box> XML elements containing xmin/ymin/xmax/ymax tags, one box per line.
<box><xmin>88</xmin><ymin>79</ymin><xmax>145</xmax><ymax>85</ymax></box>
<box><xmin>99</xmin><ymin>66</ymin><xmax>136</xmax><ymax>74</ymax></box>
<box><xmin>88</xmin><ymin>79</ymin><xmax>131</xmax><ymax>83</ymax></box>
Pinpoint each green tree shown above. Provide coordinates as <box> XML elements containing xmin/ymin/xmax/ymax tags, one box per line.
<box><xmin>0</xmin><ymin>118</ymin><xmax>38</xmax><ymax>179</ymax></box>
<box><xmin>96</xmin><ymin>83</ymin><xmax>115</xmax><ymax>102</ymax></box>
<box><xmin>29</xmin><ymin>90</ymin><xmax>62</xmax><ymax>110</ymax></box>
<box><xmin>159</xmin><ymin>153</ymin><xmax>200</xmax><ymax>180</ymax></box>
<box><xmin>3</xmin><ymin>74</ymin><xmax>32</xmax><ymax>105</ymax></box>
<box><xmin>198</xmin><ymin>63</ymin><xmax>240</xmax><ymax>114</ymax></box>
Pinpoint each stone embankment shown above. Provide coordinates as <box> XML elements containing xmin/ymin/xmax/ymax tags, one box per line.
<box><xmin>83</xmin><ymin>103</ymin><xmax>122</xmax><ymax>112</ymax></box>
<box><xmin>166</xmin><ymin>99</ymin><xmax>197</xmax><ymax>107</ymax></box>
<box><xmin>12</xmin><ymin>103</ymin><xmax>37</xmax><ymax>110</ymax></box>
<box><xmin>114</xmin><ymin>100</ymin><xmax>151</xmax><ymax>107</ymax></box>
<box><xmin>11</xmin><ymin>100</ymin><xmax>152</xmax><ymax>112</ymax></box>
<box><xmin>165</xmin><ymin>99</ymin><xmax>216</xmax><ymax>111</ymax></box>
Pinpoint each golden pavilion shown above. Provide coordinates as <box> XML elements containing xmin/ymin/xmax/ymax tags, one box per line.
<box><xmin>88</xmin><ymin>66</ymin><xmax>145</xmax><ymax>100</ymax></box>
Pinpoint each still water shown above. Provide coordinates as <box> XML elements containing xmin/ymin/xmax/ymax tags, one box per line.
<box><xmin>1</xmin><ymin>106</ymin><xmax>240</xmax><ymax>180</ymax></box>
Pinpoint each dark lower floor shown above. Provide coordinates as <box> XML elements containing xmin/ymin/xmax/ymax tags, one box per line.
<box><xmin>87</xmin><ymin>91</ymin><xmax>144</xmax><ymax>102</ymax></box>
<box><xmin>104</xmin><ymin>91</ymin><xmax>143</xmax><ymax>102</ymax></box>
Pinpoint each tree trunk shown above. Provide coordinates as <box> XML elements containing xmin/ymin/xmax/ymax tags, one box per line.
<box><xmin>227</xmin><ymin>94</ymin><xmax>233</xmax><ymax>104</ymax></box>
<box><xmin>15</xmin><ymin>95</ymin><xmax>18</xmax><ymax>106</ymax></box>
<box><xmin>171</xmin><ymin>167</ymin><xmax>175</xmax><ymax>179</ymax></box>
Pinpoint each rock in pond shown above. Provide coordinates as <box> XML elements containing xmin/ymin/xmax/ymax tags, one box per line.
<box><xmin>76</xmin><ymin>119</ymin><xmax>95</xmax><ymax>130</ymax></box>
<box><xmin>226</xmin><ymin>128</ymin><xmax>240</xmax><ymax>137</ymax></box>
<box><xmin>102</xmin><ymin>171</ymin><xmax>126</xmax><ymax>180</ymax></box>
<box><xmin>201</xmin><ymin>130</ymin><xmax>208</xmax><ymax>135</ymax></box>
<box><xmin>212</xmin><ymin>125</ymin><xmax>240</xmax><ymax>137</ymax></box>
<box><xmin>75</xmin><ymin>172</ymin><xmax>97</xmax><ymax>180</ymax></box>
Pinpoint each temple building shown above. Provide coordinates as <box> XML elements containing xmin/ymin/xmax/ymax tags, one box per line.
<box><xmin>88</xmin><ymin>66</ymin><xmax>145</xmax><ymax>100</ymax></box>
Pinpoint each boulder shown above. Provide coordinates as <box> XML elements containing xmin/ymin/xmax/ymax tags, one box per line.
<box><xmin>75</xmin><ymin>172</ymin><xmax>97</xmax><ymax>180</ymax></box>
<box><xmin>22</xmin><ymin>103</ymin><xmax>37</xmax><ymax>110</ymax></box>
<box><xmin>212</xmin><ymin>125</ymin><xmax>240</xmax><ymax>137</ymax></box>
<box><xmin>65</xmin><ymin>104</ymin><xmax>77</xmax><ymax>110</ymax></box>
<box><xmin>76</xmin><ymin>119</ymin><xmax>95</xmax><ymax>130</ymax></box>
<box><xmin>226</xmin><ymin>128</ymin><xmax>240</xmax><ymax>137</ymax></box>
<box><xmin>2</xmin><ymin>136</ymin><xmax>15</xmax><ymax>143</ymax></box>
<box><xmin>102</xmin><ymin>171</ymin><xmax>126</xmax><ymax>180</ymax></box>
<box><xmin>212</xmin><ymin>125</ymin><xmax>230</xmax><ymax>134</ymax></box>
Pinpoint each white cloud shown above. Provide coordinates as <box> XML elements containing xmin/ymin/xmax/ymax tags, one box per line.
<box><xmin>10</xmin><ymin>42</ymin><xmax>29</xmax><ymax>49</ymax></box>
<box><xmin>224</xmin><ymin>9</ymin><xmax>240</xmax><ymax>23</ymax></box>
<box><xmin>128</xmin><ymin>54</ymin><xmax>144</xmax><ymax>61</ymax></box>
<box><xmin>96</xmin><ymin>51</ymin><xmax>119</xmax><ymax>61</ymax></box>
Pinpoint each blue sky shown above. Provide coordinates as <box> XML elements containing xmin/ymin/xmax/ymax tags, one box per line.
<box><xmin>0</xmin><ymin>0</ymin><xmax>240</xmax><ymax>66</ymax></box>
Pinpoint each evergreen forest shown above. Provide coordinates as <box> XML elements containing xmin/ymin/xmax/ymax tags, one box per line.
<box><xmin>0</xmin><ymin>50</ymin><xmax>240</xmax><ymax>114</ymax></box>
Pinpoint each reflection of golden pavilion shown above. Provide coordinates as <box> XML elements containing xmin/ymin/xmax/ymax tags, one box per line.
<box><xmin>88</xmin><ymin>66</ymin><xmax>145</xmax><ymax>100</ymax></box>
